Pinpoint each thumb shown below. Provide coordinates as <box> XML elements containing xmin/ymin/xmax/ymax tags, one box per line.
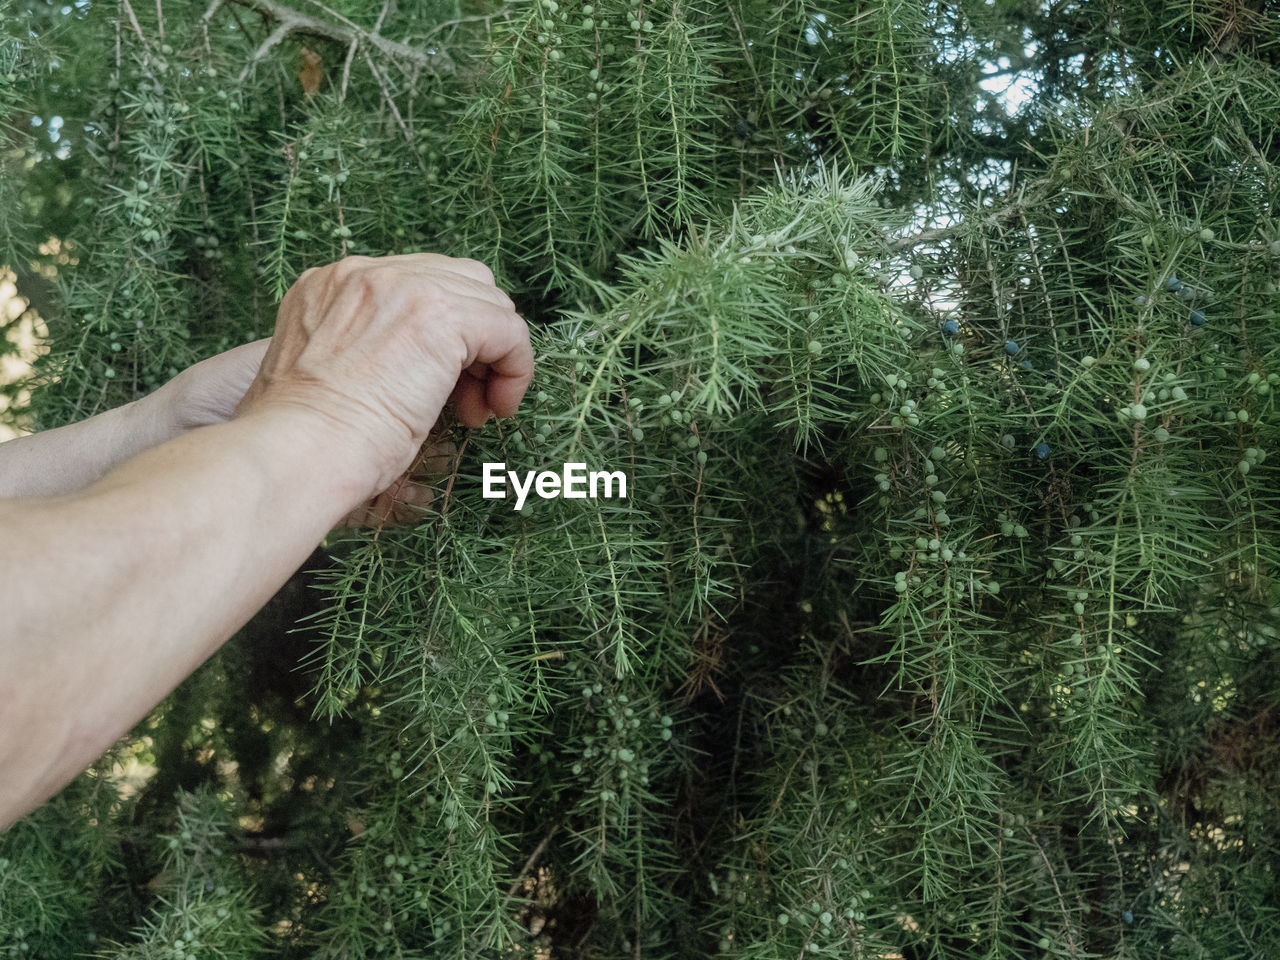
<box><xmin>228</xmin><ymin>338</ymin><xmax>274</xmax><ymax>416</ymax></box>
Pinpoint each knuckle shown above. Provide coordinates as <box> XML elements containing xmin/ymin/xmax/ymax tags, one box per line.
<box><xmin>412</xmin><ymin>281</ymin><xmax>448</xmax><ymax>313</ymax></box>
<box><xmin>459</xmin><ymin>258</ymin><xmax>496</xmax><ymax>284</ymax></box>
<box><xmin>328</xmin><ymin>255</ymin><xmax>371</xmax><ymax>282</ymax></box>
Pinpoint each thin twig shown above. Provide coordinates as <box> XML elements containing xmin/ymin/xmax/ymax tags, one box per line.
<box><xmin>1026</xmin><ymin>826</ymin><xmax>1081</xmax><ymax>960</ymax></box>
<box><xmin>118</xmin><ymin>0</ymin><xmax>151</xmax><ymax>62</ymax></box>
<box><xmin>239</xmin><ymin>22</ymin><xmax>290</xmax><ymax>81</ymax></box>
<box><xmin>415</xmin><ymin>11</ymin><xmax>506</xmax><ymax>42</ymax></box>
<box><xmin>503</xmin><ymin>824</ymin><xmax>558</xmax><ymax>901</ymax></box>
<box><xmin>361</xmin><ymin>45</ymin><xmax>413</xmax><ymax>144</ymax></box>
<box><xmin>338</xmin><ymin>37</ymin><xmax>359</xmax><ymax>101</ymax></box>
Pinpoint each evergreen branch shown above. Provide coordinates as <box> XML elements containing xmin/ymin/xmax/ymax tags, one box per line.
<box><xmin>206</xmin><ymin>0</ymin><xmax>455</xmax><ymax>75</ymax></box>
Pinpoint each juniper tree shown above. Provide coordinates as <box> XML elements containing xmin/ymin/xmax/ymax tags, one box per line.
<box><xmin>2</xmin><ymin>1</ymin><xmax>1280</xmax><ymax>958</ymax></box>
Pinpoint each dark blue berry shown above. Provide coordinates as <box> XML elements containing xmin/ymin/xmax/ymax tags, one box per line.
<box><xmin>1004</xmin><ymin>340</ymin><xmax>1021</xmax><ymax>355</ymax></box>
<box><xmin>1189</xmin><ymin>310</ymin><xmax>1206</xmax><ymax>326</ymax></box>
<box><xmin>1166</xmin><ymin>275</ymin><xmax>1182</xmax><ymax>292</ymax></box>
<box><xmin>733</xmin><ymin>118</ymin><xmax>751</xmax><ymax>140</ymax></box>
<box><xmin>942</xmin><ymin>319</ymin><xmax>960</xmax><ymax>336</ymax></box>
<box><xmin>1134</xmin><ymin>294</ymin><xmax>1147</xmax><ymax>306</ymax></box>
<box><xmin>1123</xmin><ymin>911</ymin><xmax>1133</xmax><ymax>924</ymax></box>
<box><xmin>1034</xmin><ymin>441</ymin><xmax>1051</xmax><ymax>460</ymax></box>
<box><xmin>1020</xmin><ymin>359</ymin><xmax>1033</xmax><ymax>371</ymax></box>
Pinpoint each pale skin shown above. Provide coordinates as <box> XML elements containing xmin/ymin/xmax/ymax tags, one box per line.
<box><xmin>0</xmin><ymin>253</ymin><xmax>533</xmax><ymax>831</ymax></box>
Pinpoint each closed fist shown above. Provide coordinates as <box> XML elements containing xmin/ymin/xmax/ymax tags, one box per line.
<box><xmin>235</xmin><ymin>254</ymin><xmax>532</xmax><ymax>498</ymax></box>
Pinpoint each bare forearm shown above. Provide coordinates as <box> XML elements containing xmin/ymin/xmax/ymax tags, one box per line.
<box><xmin>0</xmin><ymin>399</ymin><xmax>177</xmax><ymax>498</ymax></box>
<box><xmin>0</xmin><ymin>406</ymin><xmax>368</xmax><ymax>829</ymax></box>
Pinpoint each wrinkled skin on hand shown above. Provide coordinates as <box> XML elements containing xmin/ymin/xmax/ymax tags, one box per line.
<box><xmin>160</xmin><ymin>254</ymin><xmax>529</xmax><ymax>526</ymax></box>
<box><xmin>155</xmin><ymin>339</ymin><xmax>451</xmax><ymax>527</ymax></box>
<box><xmin>233</xmin><ymin>253</ymin><xmax>532</xmax><ymax>512</ymax></box>
<box><xmin>164</xmin><ymin>338</ymin><xmax>270</xmax><ymax>432</ymax></box>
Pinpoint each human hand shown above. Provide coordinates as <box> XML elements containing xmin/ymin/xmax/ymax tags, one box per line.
<box><xmin>233</xmin><ymin>254</ymin><xmax>532</xmax><ymax>502</ymax></box>
<box><xmin>156</xmin><ymin>338</ymin><xmax>271</xmax><ymax>433</ymax></box>
<box><xmin>149</xmin><ymin>335</ymin><xmax>452</xmax><ymax>528</ymax></box>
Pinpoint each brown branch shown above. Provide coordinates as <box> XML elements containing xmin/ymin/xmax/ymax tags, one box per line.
<box><xmin>212</xmin><ymin>0</ymin><xmax>454</xmax><ymax>76</ymax></box>
<box><xmin>503</xmin><ymin>825</ymin><xmax>558</xmax><ymax>901</ymax></box>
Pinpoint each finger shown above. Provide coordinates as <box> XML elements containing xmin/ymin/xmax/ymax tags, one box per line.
<box><xmin>463</xmin><ymin>311</ymin><xmax>534</xmax><ymax>419</ymax></box>
<box><xmin>225</xmin><ymin>338</ymin><xmax>271</xmax><ymax>384</ymax></box>
<box><xmin>228</xmin><ymin>339</ymin><xmax>275</xmax><ymax>417</ymax></box>
<box><xmin>450</xmin><ymin>370</ymin><xmax>490</xmax><ymax>429</ymax></box>
<box><xmin>481</xmin><ymin>334</ymin><xmax>535</xmax><ymax>419</ymax></box>
<box><xmin>401</xmin><ymin>252</ymin><xmax>497</xmax><ymax>287</ymax></box>
<box><xmin>432</xmin><ymin>269</ymin><xmax>516</xmax><ymax>311</ymax></box>
<box><xmin>386</xmin><ymin>254</ymin><xmax>515</xmax><ymax>310</ymax></box>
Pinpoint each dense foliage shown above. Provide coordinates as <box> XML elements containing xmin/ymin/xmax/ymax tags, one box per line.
<box><xmin>3</xmin><ymin>0</ymin><xmax>1280</xmax><ymax>957</ymax></box>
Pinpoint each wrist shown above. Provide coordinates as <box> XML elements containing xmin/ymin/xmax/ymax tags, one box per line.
<box><xmin>232</xmin><ymin>401</ymin><xmax>386</xmax><ymax>511</ymax></box>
